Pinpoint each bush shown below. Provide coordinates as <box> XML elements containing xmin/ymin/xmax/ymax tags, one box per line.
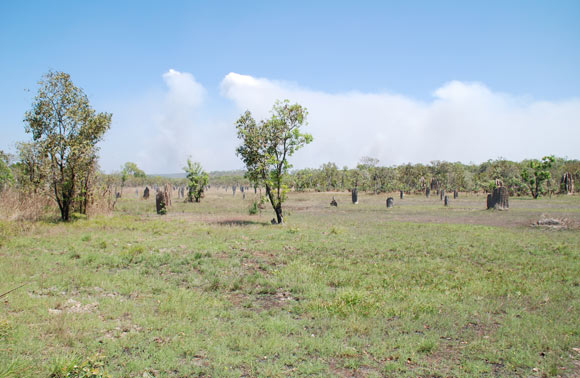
<box><xmin>248</xmin><ymin>200</ymin><xmax>259</xmax><ymax>215</ymax></box>
<box><xmin>49</xmin><ymin>354</ymin><xmax>111</xmax><ymax>378</ymax></box>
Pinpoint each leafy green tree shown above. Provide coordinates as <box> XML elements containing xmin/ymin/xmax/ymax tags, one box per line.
<box><xmin>293</xmin><ymin>168</ymin><xmax>315</xmax><ymax>191</ymax></box>
<box><xmin>0</xmin><ymin>151</ymin><xmax>14</xmax><ymax>191</ymax></box>
<box><xmin>122</xmin><ymin>162</ymin><xmax>146</xmax><ymax>178</ymax></box>
<box><xmin>521</xmin><ymin>155</ymin><xmax>555</xmax><ymax>199</ymax></box>
<box><xmin>24</xmin><ymin>71</ymin><xmax>112</xmax><ymax>221</ymax></box>
<box><xmin>235</xmin><ymin>100</ymin><xmax>312</xmax><ymax>224</ymax></box>
<box><xmin>375</xmin><ymin>166</ymin><xmax>397</xmax><ymax>193</ymax></box>
<box><xmin>120</xmin><ymin>161</ymin><xmax>146</xmax><ymax>196</ymax></box>
<box><xmin>429</xmin><ymin>160</ymin><xmax>452</xmax><ymax>190</ymax></box>
<box><xmin>448</xmin><ymin>162</ymin><xmax>468</xmax><ymax>192</ymax></box>
<box><xmin>15</xmin><ymin>142</ymin><xmax>49</xmax><ymax>193</ymax></box>
<box><xmin>184</xmin><ymin>159</ymin><xmax>208</xmax><ymax>203</ymax></box>
<box><xmin>320</xmin><ymin>162</ymin><xmax>339</xmax><ymax>191</ymax></box>
<box><xmin>357</xmin><ymin>156</ymin><xmax>379</xmax><ymax>193</ymax></box>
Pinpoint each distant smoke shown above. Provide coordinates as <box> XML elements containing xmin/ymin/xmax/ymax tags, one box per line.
<box><xmin>102</xmin><ymin>69</ymin><xmax>235</xmax><ymax>173</ymax></box>
<box><xmin>221</xmin><ymin>72</ymin><xmax>580</xmax><ymax>168</ymax></box>
<box><xmin>137</xmin><ymin>69</ymin><xmax>206</xmax><ymax>172</ymax></box>
<box><xmin>100</xmin><ymin>71</ymin><xmax>580</xmax><ymax>173</ymax></box>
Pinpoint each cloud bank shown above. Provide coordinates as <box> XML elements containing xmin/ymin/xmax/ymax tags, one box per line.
<box><xmin>221</xmin><ymin>73</ymin><xmax>580</xmax><ymax>168</ymax></box>
<box><xmin>101</xmin><ymin>70</ymin><xmax>580</xmax><ymax>173</ymax></box>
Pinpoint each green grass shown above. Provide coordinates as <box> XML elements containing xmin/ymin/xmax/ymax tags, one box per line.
<box><xmin>0</xmin><ymin>190</ymin><xmax>579</xmax><ymax>377</ymax></box>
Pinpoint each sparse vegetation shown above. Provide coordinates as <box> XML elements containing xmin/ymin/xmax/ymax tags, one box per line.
<box><xmin>0</xmin><ymin>70</ymin><xmax>578</xmax><ymax>378</ymax></box>
<box><xmin>0</xmin><ymin>190</ymin><xmax>579</xmax><ymax>377</ymax></box>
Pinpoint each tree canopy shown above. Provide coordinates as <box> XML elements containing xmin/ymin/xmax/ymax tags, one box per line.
<box><xmin>122</xmin><ymin>162</ymin><xmax>146</xmax><ymax>178</ymax></box>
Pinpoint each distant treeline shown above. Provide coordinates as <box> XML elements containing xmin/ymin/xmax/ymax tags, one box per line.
<box><xmin>3</xmin><ymin>154</ymin><xmax>578</xmax><ymax>199</ymax></box>
<box><xmin>207</xmin><ymin>157</ymin><xmax>580</xmax><ymax>196</ymax></box>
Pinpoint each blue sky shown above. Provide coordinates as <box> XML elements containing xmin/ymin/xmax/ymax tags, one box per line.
<box><xmin>1</xmin><ymin>1</ymin><xmax>579</xmax><ymax>173</ymax></box>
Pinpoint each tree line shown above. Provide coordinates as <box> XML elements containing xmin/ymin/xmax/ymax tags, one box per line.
<box><xmin>208</xmin><ymin>157</ymin><xmax>578</xmax><ymax>197</ymax></box>
<box><xmin>0</xmin><ymin>71</ymin><xmax>577</xmax><ymax>223</ymax></box>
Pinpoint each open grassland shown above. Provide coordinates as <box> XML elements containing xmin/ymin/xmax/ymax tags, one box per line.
<box><xmin>1</xmin><ymin>190</ymin><xmax>579</xmax><ymax>377</ymax></box>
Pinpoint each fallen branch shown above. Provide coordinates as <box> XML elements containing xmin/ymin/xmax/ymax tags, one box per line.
<box><xmin>0</xmin><ymin>283</ymin><xmax>27</xmax><ymax>299</ymax></box>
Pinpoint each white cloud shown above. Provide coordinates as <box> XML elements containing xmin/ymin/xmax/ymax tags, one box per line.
<box><xmin>162</xmin><ymin>69</ymin><xmax>205</xmax><ymax>108</ymax></box>
<box><xmin>221</xmin><ymin>73</ymin><xmax>580</xmax><ymax>168</ymax></box>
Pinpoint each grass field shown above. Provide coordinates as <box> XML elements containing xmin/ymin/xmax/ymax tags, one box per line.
<box><xmin>1</xmin><ymin>190</ymin><xmax>579</xmax><ymax>377</ymax></box>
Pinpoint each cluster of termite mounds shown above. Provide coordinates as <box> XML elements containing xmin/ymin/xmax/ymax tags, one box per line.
<box><xmin>330</xmin><ymin>175</ymin><xmax>510</xmax><ymax>211</ymax></box>
<box><xmin>136</xmin><ymin>171</ymin><xmax>577</xmax><ymax>217</ymax></box>
<box><xmin>428</xmin><ymin>179</ymin><xmax>453</xmax><ymax>207</ymax></box>
<box><xmin>127</xmin><ymin>170</ymin><xmax>576</xmax><ymax>220</ymax></box>
<box><xmin>331</xmin><ymin>178</ymin><xmax>461</xmax><ymax>209</ymax></box>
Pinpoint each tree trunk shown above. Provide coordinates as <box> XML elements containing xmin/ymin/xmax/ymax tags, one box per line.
<box><xmin>60</xmin><ymin>179</ymin><xmax>75</xmax><ymax>222</ymax></box>
<box><xmin>533</xmin><ymin>180</ymin><xmax>540</xmax><ymax>199</ymax></box>
<box><xmin>61</xmin><ymin>188</ymin><xmax>73</xmax><ymax>221</ymax></box>
<box><xmin>274</xmin><ymin>205</ymin><xmax>284</xmax><ymax>224</ymax></box>
<box><xmin>430</xmin><ymin>178</ymin><xmax>439</xmax><ymax>192</ymax></box>
<box><xmin>265</xmin><ymin>184</ymin><xmax>283</xmax><ymax>224</ymax></box>
<box><xmin>61</xmin><ymin>203</ymin><xmax>70</xmax><ymax>221</ymax></box>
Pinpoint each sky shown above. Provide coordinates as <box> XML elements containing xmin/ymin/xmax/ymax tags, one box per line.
<box><xmin>1</xmin><ymin>0</ymin><xmax>579</xmax><ymax>173</ymax></box>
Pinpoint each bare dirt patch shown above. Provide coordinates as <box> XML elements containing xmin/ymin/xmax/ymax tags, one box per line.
<box><xmin>228</xmin><ymin>289</ymin><xmax>298</xmax><ymax>312</ymax></box>
<box><xmin>533</xmin><ymin>216</ymin><xmax>577</xmax><ymax>230</ymax></box>
<box><xmin>48</xmin><ymin>298</ymin><xmax>98</xmax><ymax>314</ymax></box>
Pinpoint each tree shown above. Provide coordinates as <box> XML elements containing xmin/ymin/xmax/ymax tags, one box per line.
<box><xmin>521</xmin><ymin>155</ymin><xmax>555</xmax><ymax>199</ymax></box>
<box><xmin>122</xmin><ymin>162</ymin><xmax>146</xmax><ymax>178</ymax></box>
<box><xmin>235</xmin><ymin>100</ymin><xmax>312</xmax><ymax>224</ymax></box>
<box><xmin>24</xmin><ymin>71</ymin><xmax>112</xmax><ymax>221</ymax></box>
<box><xmin>120</xmin><ymin>161</ymin><xmax>146</xmax><ymax>196</ymax></box>
<box><xmin>184</xmin><ymin>159</ymin><xmax>208</xmax><ymax>202</ymax></box>
<box><xmin>357</xmin><ymin>156</ymin><xmax>379</xmax><ymax>193</ymax></box>
<box><xmin>0</xmin><ymin>151</ymin><xmax>14</xmax><ymax>191</ymax></box>
<box><xmin>320</xmin><ymin>162</ymin><xmax>339</xmax><ymax>190</ymax></box>
<box><xmin>15</xmin><ymin>142</ymin><xmax>49</xmax><ymax>193</ymax></box>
